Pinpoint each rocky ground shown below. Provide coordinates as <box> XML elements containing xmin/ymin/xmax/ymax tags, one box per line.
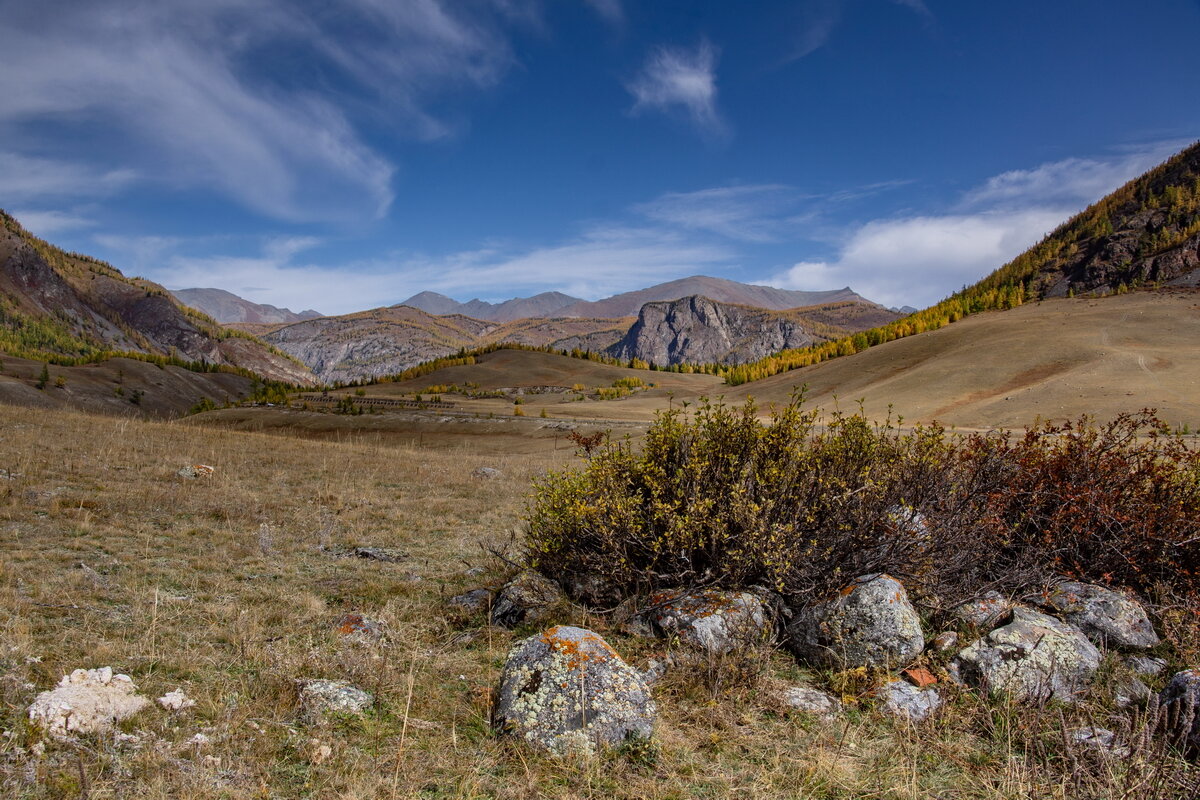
<box><xmin>1</xmin><ymin>403</ymin><xmax>1197</xmax><ymax>799</ymax></box>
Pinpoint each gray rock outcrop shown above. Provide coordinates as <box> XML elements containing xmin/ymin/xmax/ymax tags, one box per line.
<box><xmin>649</xmin><ymin>590</ymin><xmax>770</xmax><ymax>655</ymax></box>
<box><xmin>877</xmin><ymin>679</ymin><xmax>943</xmax><ymax>723</ymax></box>
<box><xmin>606</xmin><ymin>295</ymin><xmax>818</xmax><ymax>367</ymax></box>
<box><xmin>494</xmin><ymin>626</ymin><xmax>656</xmax><ymax>756</ymax></box>
<box><xmin>1038</xmin><ymin>581</ymin><xmax>1158</xmax><ymax>649</ymax></box>
<box><xmin>787</xmin><ymin>573</ymin><xmax>925</xmax><ymax>670</ymax></box>
<box><xmin>956</xmin><ymin>607</ymin><xmax>1102</xmax><ymax>703</ymax></box>
<box><xmin>1159</xmin><ymin>669</ymin><xmax>1200</xmax><ymax>752</ymax></box>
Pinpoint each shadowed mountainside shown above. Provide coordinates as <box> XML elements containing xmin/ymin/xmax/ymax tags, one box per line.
<box><xmin>170</xmin><ymin>287</ymin><xmax>322</xmax><ymax>324</ymax></box>
<box><xmin>0</xmin><ymin>211</ymin><xmax>315</xmax><ymax>386</ymax></box>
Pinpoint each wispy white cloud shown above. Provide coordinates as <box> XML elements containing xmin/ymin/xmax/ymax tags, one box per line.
<box><xmin>0</xmin><ymin>0</ymin><xmax>526</xmax><ymax>222</ymax></box>
<box><xmin>100</xmin><ymin>224</ymin><xmax>736</xmax><ymax>316</ymax></box>
<box><xmin>0</xmin><ymin>153</ymin><xmax>136</xmax><ymax>204</ymax></box>
<box><xmin>772</xmin><ymin>143</ymin><xmax>1185</xmax><ymax>308</ymax></box>
<box><xmin>584</xmin><ymin>0</ymin><xmax>624</xmax><ymax>25</ymax></box>
<box><xmin>788</xmin><ymin>0</ymin><xmax>933</xmax><ymax>61</ymax></box>
<box><xmin>627</xmin><ymin>40</ymin><xmax>727</xmax><ymax>139</ymax></box>
<box><xmin>635</xmin><ymin>185</ymin><xmax>795</xmax><ymax>242</ymax></box>
<box><xmin>7</xmin><ymin>209</ymin><xmax>98</xmax><ymax>236</ymax></box>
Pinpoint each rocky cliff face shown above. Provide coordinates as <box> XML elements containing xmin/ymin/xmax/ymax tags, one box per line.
<box><xmin>606</xmin><ymin>296</ymin><xmax>820</xmax><ymax>366</ymax></box>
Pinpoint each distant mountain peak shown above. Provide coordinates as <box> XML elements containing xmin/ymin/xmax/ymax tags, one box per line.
<box><xmin>171</xmin><ymin>287</ymin><xmax>322</xmax><ymax>325</ymax></box>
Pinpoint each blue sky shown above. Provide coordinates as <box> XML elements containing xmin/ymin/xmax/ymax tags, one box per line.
<box><xmin>2</xmin><ymin>0</ymin><xmax>1198</xmax><ymax>315</ymax></box>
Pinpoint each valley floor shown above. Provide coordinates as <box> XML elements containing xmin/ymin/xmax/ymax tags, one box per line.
<box><xmin>0</xmin><ymin>405</ymin><xmax>1193</xmax><ymax>798</ymax></box>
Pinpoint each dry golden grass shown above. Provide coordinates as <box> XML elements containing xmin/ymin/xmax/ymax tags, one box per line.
<box><xmin>0</xmin><ymin>404</ymin><xmax>1195</xmax><ymax>799</ymax></box>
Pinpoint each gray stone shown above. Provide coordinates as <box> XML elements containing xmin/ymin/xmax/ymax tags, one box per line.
<box><xmin>1039</xmin><ymin>581</ymin><xmax>1158</xmax><ymax>649</ymax></box>
<box><xmin>447</xmin><ymin>589</ymin><xmax>492</xmax><ymax>615</ymax></box>
<box><xmin>491</xmin><ymin>571</ymin><xmax>564</xmax><ymax>628</ymax></box>
<box><xmin>1068</xmin><ymin>726</ymin><xmax>1131</xmax><ymax>758</ymax></box>
<box><xmin>333</xmin><ymin>613</ymin><xmax>386</xmax><ymax>642</ymax></box>
<box><xmin>348</xmin><ymin>546</ymin><xmax>408</xmax><ymax>563</ymax></box>
<box><xmin>1159</xmin><ymin>669</ymin><xmax>1200</xmax><ymax>752</ymax></box>
<box><xmin>779</xmin><ymin>686</ymin><xmax>842</xmax><ymax>720</ymax></box>
<box><xmin>951</xmin><ymin>591</ymin><xmax>1011</xmax><ymax>629</ymax></box>
<box><xmin>494</xmin><ymin>626</ymin><xmax>656</xmax><ymax>756</ymax></box>
<box><xmin>1124</xmin><ymin>654</ymin><xmax>1168</xmax><ymax>677</ymax></box>
<box><xmin>787</xmin><ymin>574</ymin><xmax>925</xmax><ymax>670</ymax></box>
<box><xmin>931</xmin><ymin>631</ymin><xmax>959</xmax><ymax>652</ymax></box>
<box><xmin>298</xmin><ymin>679</ymin><xmax>373</xmax><ymax>720</ymax></box>
<box><xmin>956</xmin><ymin>607</ymin><xmax>1102</xmax><ymax>703</ymax></box>
<box><xmin>649</xmin><ymin>590</ymin><xmax>770</xmax><ymax>655</ymax></box>
<box><xmin>877</xmin><ymin>679</ymin><xmax>943</xmax><ymax>723</ymax></box>
<box><xmin>472</xmin><ymin>467</ymin><xmax>502</xmax><ymax>479</ymax></box>
<box><xmin>1113</xmin><ymin>675</ymin><xmax>1152</xmax><ymax>709</ymax></box>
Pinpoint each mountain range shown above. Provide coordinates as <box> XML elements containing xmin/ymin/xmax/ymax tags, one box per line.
<box><xmin>399</xmin><ymin>277</ymin><xmax>869</xmax><ymax>322</ymax></box>
<box><xmin>170</xmin><ymin>287</ymin><xmax>322</xmax><ymax>325</ymax></box>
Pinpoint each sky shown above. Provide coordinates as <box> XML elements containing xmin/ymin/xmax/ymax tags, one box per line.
<box><xmin>2</xmin><ymin>0</ymin><xmax>1199</xmax><ymax>315</ymax></box>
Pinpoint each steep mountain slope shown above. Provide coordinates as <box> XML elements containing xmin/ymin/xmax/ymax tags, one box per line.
<box><xmin>558</xmin><ymin>276</ymin><xmax>868</xmax><ymax>318</ymax></box>
<box><xmin>400</xmin><ymin>290</ymin><xmax>582</xmax><ymax>322</ymax></box>
<box><xmin>0</xmin><ymin>211</ymin><xmax>315</xmax><ymax>385</ymax></box>
<box><xmin>263</xmin><ymin>304</ymin><xmax>632</xmax><ymax>384</ymax></box>
<box><xmin>171</xmin><ymin>287</ymin><xmax>321</xmax><ymax>324</ymax></box>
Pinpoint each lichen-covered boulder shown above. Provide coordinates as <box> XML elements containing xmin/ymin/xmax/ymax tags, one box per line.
<box><xmin>1159</xmin><ymin>669</ymin><xmax>1200</xmax><ymax>752</ymax></box>
<box><xmin>1038</xmin><ymin>581</ymin><xmax>1158</xmax><ymax>649</ymax></box>
<box><xmin>876</xmin><ymin>679</ymin><xmax>943</xmax><ymax>723</ymax></box>
<box><xmin>494</xmin><ymin>626</ymin><xmax>656</xmax><ymax>756</ymax></box>
<box><xmin>787</xmin><ymin>574</ymin><xmax>925</xmax><ymax>670</ymax></box>
<box><xmin>28</xmin><ymin>667</ymin><xmax>151</xmax><ymax>738</ymax></box>
<box><xmin>491</xmin><ymin>571</ymin><xmax>564</xmax><ymax>628</ymax></box>
<box><xmin>649</xmin><ymin>590</ymin><xmax>770</xmax><ymax>655</ymax></box>
<box><xmin>951</xmin><ymin>590</ymin><xmax>1011</xmax><ymax>629</ymax></box>
<box><xmin>956</xmin><ymin>607</ymin><xmax>1101</xmax><ymax>703</ymax></box>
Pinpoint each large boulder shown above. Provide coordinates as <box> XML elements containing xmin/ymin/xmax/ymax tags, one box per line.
<box><xmin>1038</xmin><ymin>581</ymin><xmax>1158</xmax><ymax>649</ymax></box>
<box><xmin>956</xmin><ymin>607</ymin><xmax>1102</xmax><ymax>703</ymax></box>
<box><xmin>1159</xmin><ymin>669</ymin><xmax>1200</xmax><ymax>752</ymax></box>
<box><xmin>649</xmin><ymin>590</ymin><xmax>770</xmax><ymax>655</ymax></box>
<box><xmin>491</xmin><ymin>571</ymin><xmax>564</xmax><ymax>628</ymax></box>
<box><xmin>28</xmin><ymin>667</ymin><xmax>151</xmax><ymax>738</ymax></box>
<box><xmin>494</xmin><ymin>626</ymin><xmax>656</xmax><ymax>756</ymax></box>
<box><xmin>787</xmin><ymin>574</ymin><xmax>925</xmax><ymax>670</ymax></box>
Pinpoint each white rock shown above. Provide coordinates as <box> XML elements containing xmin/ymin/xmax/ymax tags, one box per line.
<box><xmin>779</xmin><ymin>686</ymin><xmax>843</xmax><ymax>720</ymax></box>
<box><xmin>28</xmin><ymin>667</ymin><xmax>151</xmax><ymax>738</ymax></box>
<box><xmin>157</xmin><ymin>688</ymin><xmax>196</xmax><ymax>712</ymax></box>
<box><xmin>877</xmin><ymin>679</ymin><xmax>943</xmax><ymax>722</ymax></box>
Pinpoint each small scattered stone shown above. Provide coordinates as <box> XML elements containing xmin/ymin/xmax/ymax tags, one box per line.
<box><xmin>1069</xmin><ymin>726</ymin><xmax>1131</xmax><ymax>757</ymax></box>
<box><xmin>649</xmin><ymin>590</ymin><xmax>770</xmax><ymax>655</ymax></box>
<box><xmin>788</xmin><ymin>574</ymin><xmax>925</xmax><ymax>670</ymax></box>
<box><xmin>176</xmin><ymin>464</ymin><xmax>214</xmax><ymax>480</ymax></box>
<box><xmin>1124</xmin><ymin>655</ymin><xmax>1168</xmax><ymax>677</ymax></box>
<box><xmin>903</xmin><ymin>666</ymin><xmax>938</xmax><ymax>688</ymax></box>
<box><xmin>779</xmin><ymin>686</ymin><xmax>843</xmax><ymax>720</ymax></box>
<box><xmin>464</xmin><ymin>566</ymin><xmax>486</xmax><ymax>577</ymax></box>
<box><xmin>494</xmin><ymin>625</ymin><xmax>656</xmax><ymax>756</ymax></box>
<box><xmin>1114</xmin><ymin>675</ymin><xmax>1152</xmax><ymax>709</ymax></box>
<box><xmin>297</xmin><ymin>679</ymin><xmax>374</xmax><ymax>721</ymax></box>
<box><xmin>1159</xmin><ymin>669</ymin><xmax>1200</xmax><ymax>752</ymax></box>
<box><xmin>334</xmin><ymin>613</ymin><xmax>386</xmax><ymax>641</ymax></box>
<box><xmin>951</xmin><ymin>591</ymin><xmax>1011</xmax><ymax>629</ymax></box>
<box><xmin>188</xmin><ymin>732</ymin><xmax>211</xmax><ymax>747</ymax></box>
<box><xmin>472</xmin><ymin>467</ymin><xmax>502</xmax><ymax>479</ymax></box>
<box><xmin>877</xmin><ymin>679</ymin><xmax>943</xmax><ymax>722</ymax></box>
<box><xmin>28</xmin><ymin>667</ymin><xmax>151</xmax><ymax>738</ymax></box>
<box><xmin>347</xmin><ymin>546</ymin><xmax>408</xmax><ymax>563</ymax></box>
<box><xmin>157</xmin><ymin>688</ymin><xmax>196</xmax><ymax>712</ymax></box>
<box><xmin>447</xmin><ymin>589</ymin><xmax>493</xmax><ymax>615</ymax></box>
<box><xmin>931</xmin><ymin>631</ymin><xmax>959</xmax><ymax>652</ymax></box>
<box><xmin>1038</xmin><ymin>581</ymin><xmax>1158</xmax><ymax>649</ymax></box>
<box><xmin>491</xmin><ymin>571</ymin><xmax>564</xmax><ymax>628</ymax></box>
